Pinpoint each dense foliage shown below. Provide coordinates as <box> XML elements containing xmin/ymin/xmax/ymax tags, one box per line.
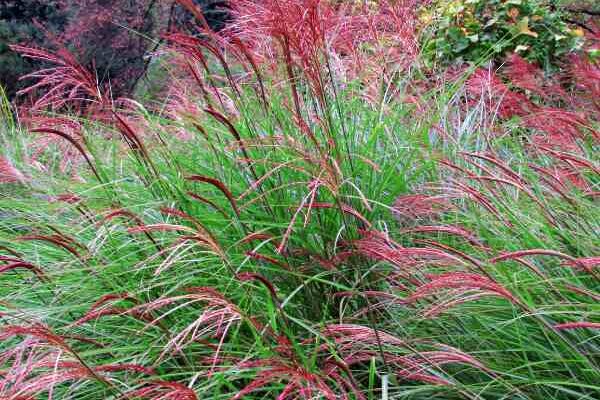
<box><xmin>424</xmin><ymin>0</ymin><xmax>584</xmax><ymax>68</ymax></box>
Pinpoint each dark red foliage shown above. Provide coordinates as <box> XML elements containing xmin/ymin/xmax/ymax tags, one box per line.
<box><xmin>55</xmin><ymin>0</ymin><xmax>159</xmax><ymax>99</ymax></box>
<box><xmin>505</xmin><ymin>53</ymin><xmax>545</xmax><ymax>96</ymax></box>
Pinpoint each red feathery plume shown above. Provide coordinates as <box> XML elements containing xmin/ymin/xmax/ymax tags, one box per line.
<box><xmin>132</xmin><ymin>287</ymin><xmax>242</xmax><ymax>372</ymax></box>
<box><xmin>124</xmin><ymin>380</ymin><xmax>197</xmax><ymax>400</ymax></box>
<box><xmin>70</xmin><ymin>293</ymin><xmax>146</xmax><ymax>326</ymax></box>
<box><xmin>0</xmin><ymin>157</ymin><xmax>25</xmax><ymax>184</ymax></box>
<box><xmin>465</xmin><ymin>68</ymin><xmax>535</xmax><ymax>119</ymax></box>
<box><xmin>554</xmin><ymin>322</ymin><xmax>600</xmax><ymax>331</ymax></box>
<box><xmin>561</xmin><ymin>257</ymin><xmax>600</xmax><ymax>274</ymax></box>
<box><xmin>392</xmin><ymin>194</ymin><xmax>453</xmax><ymax>220</ymax></box>
<box><xmin>404</xmin><ymin>272</ymin><xmax>519</xmax><ymax>316</ymax></box>
<box><xmin>401</xmin><ymin>225</ymin><xmax>483</xmax><ymax>247</ymax></box>
<box><xmin>320</xmin><ymin>324</ymin><xmax>488</xmax><ymax>385</ymax></box>
<box><xmin>0</xmin><ymin>257</ymin><xmax>46</xmax><ymax>281</ymax></box>
<box><xmin>569</xmin><ymin>53</ymin><xmax>600</xmax><ymax>113</ymax></box>
<box><xmin>354</xmin><ymin>231</ymin><xmax>465</xmax><ymax>270</ymax></box>
<box><xmin>505</xmin><ymin>53</ymin><xmax>563</xmax><ymax>98</ymax></box>
<box><xmin>232</xmin><ymin>357</ymin><xmax>338</xmax><ymax>400</ymax></box>
<box><xmin>0</xmin><ymin>324</ymin><xmax>71</xmax><ymax>352</ymax></box>
<box><xmin>10</xmin><ymin>45</ymin><xmax>105</xmax><ymax>111</ymax></box>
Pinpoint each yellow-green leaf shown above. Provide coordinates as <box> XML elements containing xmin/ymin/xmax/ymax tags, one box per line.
<box><xmin>517</xmin><ymin>17</ymin><xmax>538</xmax><ymax>38</ymax></box>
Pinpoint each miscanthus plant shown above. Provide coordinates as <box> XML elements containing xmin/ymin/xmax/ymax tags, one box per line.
<box><xmin>1</xmin><ymin>0</ymin><xmax>599</xmax><ymax>399</ymax></box>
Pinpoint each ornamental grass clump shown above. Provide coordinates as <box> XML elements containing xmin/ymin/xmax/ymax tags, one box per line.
<box><xmin>1</xmin><ymin>0</ymin><xmax>599</xmax><ymax>399</ymax></box>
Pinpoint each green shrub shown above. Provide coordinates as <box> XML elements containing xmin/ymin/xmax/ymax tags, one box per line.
<box><xmin>424</xmin><ymin>0</ymin><xmax>584</xmax><ymax>68</ymax></box>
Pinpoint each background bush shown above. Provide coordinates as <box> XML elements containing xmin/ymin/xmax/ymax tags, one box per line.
<box><xmin>0</xmin><ymin>1</ymin><xmax>65</xmax><ymax>98</ymax></box>
<box><xmin>423</xmin><ymin>0</ymin><xmax>584</xmax><ymax>68</ymax></box>
<box><xmin>0</xmin><ymin>0</ymin><xmax>230</xmax><ymax>100</ymax></box>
